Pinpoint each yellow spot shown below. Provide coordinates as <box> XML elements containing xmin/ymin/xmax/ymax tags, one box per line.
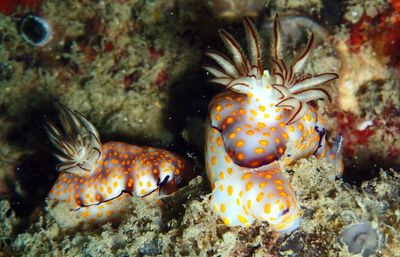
<box><xmin>250</xmin><ymin>109</ymin><xmax>258</xmax><ymax>116</ymax></box>
<box><xmin>219</xmin><ymin>171</ymin><xmax>225</xmax><ymax>179</ymax></box>
<box><xmin>264</xmin><ymin>113</ymin><xmax>270</xmax><ymax>118</ymax></box>
<box><xmin>259</xmin><ymin>139</ymin><xmax>269</xmax><ymax>146</ymax></box>
<box><xmin>262</xmin><ymin>132</ymin><xmax>271</xmax><ymax>137</ymax></box>
<box><xmin>279</xmin><ymin>191</ymin><xmax>288</xmax><ymax>197</ymax></box>
<box><xmin>217</xmin><ymin>137</ymin><xmax>222</xmax><ymax>146</ymax></box>
<box><xmin>254</xmin><ymin>147</ymin><xmax>264</xmax><ymax>154</ymax></box>
<box><xmin>259</xmin><ymin>105</ymin><xmax>266</xmax><ymax>112</ymax></box>
<box><xmin>113</xmin><ymin>181</ymin><xmax>118</xmax><ymax>188</ymax></box>
<box><xmin>236</xmin><ymin>140</ymin><xmax>245</xmax><ymax>148</ymax></box>
<box><xmin>147</xmin><ymin>181</ymin><xmax>152</xmax><ymax>188</ymax></box>
<box><xmin>216</xmin><ymin>105</ymin><xmax>222</xmax><ymax>112</ymax></box>
<box><xmin>275</xmin><ymin>138</ymin><xmax>281</xmax><ymax>144</ymax></box>
<box><xmin>213</xmin><ymin>203</ymin><xmax>218</xmax><ymax>211</ymax></box>
<box><xmin>211</xmin><ymin>156</ymin><xmax>217</xmax><ymax>166</ymax></box>
<box><xmin>224</xmin><ymin>155</ymin><xmax>231</xmax><ymax>164</ymax></box>
<box><xmin>256</xmin><ymin>192</ymin><xmax>264</xmax><ymax>202</ymax></box>
<box><xmin>228</xmin><ymin>132</ymin><xmax>236</xmax><ymax>139</ymax></box>
<box><xmin>107</xmin><ymin>187</ymin><xmax>112</xmax><ymax>194</ymax></box>
<box><xmin>221</xmin><ymin>204</ymin><xmax>226</xmax><ymax>212</ymax></box>
<box><xmin>298</xmin><ymin>123</ymin><xmax>304</xmax><ymax>131</ymax></box>
<box><xmin>243</xmin><ymin>206</ymin><xmax>249</xmax><ymax>215</ymax></box>
<box><xmin>140</xmin><ymin>189</ymin><xmax>146</xmax><ymax>195</ymax></box>
<box><xmin>245</xmin><ymin>182</ymin><xmax>253</xmax><ymax>191</ymax></box>
<box><xmin>282</xmin><ymin>132</ymin><xmax>289</xmax><ymax>139</ymax></box>
<box><xmin>227</xmin><ymin>167</ymin><xmax>233</xmax><ymax>174</ymax></box>
<box><xmin>237</xmin><ymin>152</ymin><xmax>244</xmax><ymax>160</ymax></box>
<box><xmin>247</xmin><ymin>200</ymin><xmax>252</xmax><ymax>209</ymax></box>
<box><xmin>97</xmin><ymin>212</ymin><xmax>103</xmax><ymax>218</ymax></box>
<box><xmin>264</xmin><ymin>204</ymin><xmax>271</xmax><ymax>214</ymax></box>
<box><xmin>257</xmin><ymin>122</ymin><xmax>266</xmax><ymax>128</ymax></box>
<box><xmin>259</xmin><ymin>182</ymin><xmax>267</xmax><ymax>188</ymax></box>
<box><xmin>227</xmin><ymin>186</ymin><xmax>233</xmax><ymax>196</ymax></box>
<box><xmin>246</xmin><ymin>130</ymin><xmax>254</xmax><ymax>136</ymax></box>
<box><xmin>267</xmin><ymin>193</ymin><xmax>274</xmax><ymax>198</ymax></box>
<box><xmin>238</xmin><ymin>214</ymin><xmax>248</xmax><ymax>224</ymax></box>
<box><xmin>275</xmin><ymin>115</ymin><xmax>282</xmax><ymax>121</ymax></box>
<box><xmin>223</xmin><ymin>217</ymin><xmax>230</xmax><ymax>225</ymax></box>
<box><xmin>241</xmin><ymin>173</ymin><xmax>251</xmax><ymax>180</ymax></box>
<box><xmin>82</xmin><ymin>211</ymin><xmax>90</xmax><ymax>218</ymax></box>
<box><xmin>226</xmin><ymin>117</ymin><xmax>234</xmax><ymax>124</ymax></box>
<box><xmin>305</xmin><ymin>114</ymin><xmax>311</xmax><ymax>121</ymax></box>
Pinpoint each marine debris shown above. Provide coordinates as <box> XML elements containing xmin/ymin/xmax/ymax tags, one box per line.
<box><xmin>18</xmin><ymin>14</ymin><xmax>52</xmax><ymax>47</ymax></box>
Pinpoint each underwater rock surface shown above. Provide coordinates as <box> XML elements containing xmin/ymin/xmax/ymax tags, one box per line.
<box><xmin>0</xmin><ymin>0</ymin><xmax>400</xmax><ymax>256</ymax></box>
<box><xmin>2</xmin><ymin>161</ymin><xmax>400</xmax><ymax>256</ymax></box>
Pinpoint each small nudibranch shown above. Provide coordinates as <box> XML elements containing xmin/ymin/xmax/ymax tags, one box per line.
<box><xmin>46</xmin><ymin>105</ymin><xmax>195</xmax><ymax>223</ymax></box>
<box><xmin>204</xmin><ymin>16</ymin><xmax>342</xmax><ymax>233</ymax></box>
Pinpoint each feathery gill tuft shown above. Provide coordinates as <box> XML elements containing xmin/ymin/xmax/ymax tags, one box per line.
<box><xmin>204</xmin><ymin>15</ymin><xmax>338</xmax><ymax>124</ymax></box>
<box><xmin>45</xmin><ymin>104</ymin><xmax>102</xmax><ymax>176</ymax></box>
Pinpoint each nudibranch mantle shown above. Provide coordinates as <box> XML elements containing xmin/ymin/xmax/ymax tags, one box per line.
<box><xmin>205</xmin><ymin>16</ymin><xmax>342</xmax><ymax>233</ymax></box>
<box><xmin>46</xmin><ymin>106</ymin><xmax>195</xmax><ymax>223</ymax></box>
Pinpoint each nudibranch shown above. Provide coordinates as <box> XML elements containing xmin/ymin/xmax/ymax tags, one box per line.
<box><xmin>46</xmin><ymin>105</ymin><xmax>195</xmax><ymax>223</ymax></box>
<box><xmin>204</xmin><ymin>16</ymin><xmax>343</xmax><ymax>233</ymax></box>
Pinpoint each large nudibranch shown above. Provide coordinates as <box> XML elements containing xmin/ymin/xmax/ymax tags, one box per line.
<box><xmin>46</xmin><ymin>105</ymin><xmax>195</xmax><ymax>223</ymax></box>
<box><xmin>204</xmin><ymin>16</ymin><xmax>343</xmax><ymax>233</ymax></box>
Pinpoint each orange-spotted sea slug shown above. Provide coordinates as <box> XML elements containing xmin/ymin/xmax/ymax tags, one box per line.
<box><xmin>46</xmin><ymin>105</ymin><xmax>195</xmax><ymax>224</ymax></box>
<box><xmin>204</xmin><ymin>16</ymin><xmax>343</xmax><ymax>233</ymax></box>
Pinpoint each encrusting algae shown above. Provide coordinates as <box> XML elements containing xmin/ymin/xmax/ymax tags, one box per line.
<box><xmin>1</xmin><ymin>0</ymin><xmax>400</xmax><ymax>256</ymax></box>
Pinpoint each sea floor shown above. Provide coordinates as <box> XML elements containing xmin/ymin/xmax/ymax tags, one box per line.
<box><xmin>0</xmin><ymin>0</ymin><xmax>399</xmax><ymax>256</ymax></box>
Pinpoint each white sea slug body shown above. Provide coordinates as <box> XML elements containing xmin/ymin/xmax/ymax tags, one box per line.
<box><xmin>204</xmin><ymin>16</ymin><xmax>342</xmax><ymax>233</ymax></box>
<box><xmin>46</xmin><ymin>105</ymin><xmax>196</xmax><ymax>223</ymax></box>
